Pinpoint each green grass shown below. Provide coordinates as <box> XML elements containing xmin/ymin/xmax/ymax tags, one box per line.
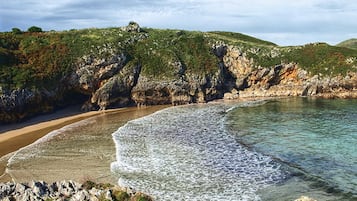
<box><xmin>248</xmin><ymin>43</ymin><xmax>357</xmax><ymax>75</ymax></box>
<box><xmin>128</xmin><ymin>28</ymin><xmax>220</xmax><ymax>78</ymax></box>
<box><xmin>337</xmin><ymin>38</ymin><xmax>357</xmax><ymax>50</ymax></box>
<box><xmin>208</xmin><ymin>31</ymin><xmax>277</xmax><ymax>46</ymax></box>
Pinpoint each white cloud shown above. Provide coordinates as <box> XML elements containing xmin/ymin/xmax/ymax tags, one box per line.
<box><xmin>0</xmin><ymin>0</ymin><xmax>356</xmax><ymax>45</ymax></box>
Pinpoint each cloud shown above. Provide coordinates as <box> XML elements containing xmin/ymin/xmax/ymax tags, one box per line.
<box><xmin>0</xmin><ymin>0</ymin><xmax>356</xmax><ymax>45</ymax></box>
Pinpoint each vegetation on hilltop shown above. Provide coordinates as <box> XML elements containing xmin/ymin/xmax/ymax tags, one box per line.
<box><xmin>337</xmin><ymin>38</ymin><xmax>357</xmax><ymax>50</ymax></box>
<box><xmin>208</xmin><ymin>31</ymin><xmax>277</xmax><ymax>46</ymax></box>
<box><xmin>205</xmin><ymin>32</ymin><xmax>356</xmax><ymax>76</ymax></box>
<box><xmin>0</xmin><ymin>24</ymin><xmax>356</xmax><ymax>91</ymax></box>
<box><xmin>129</xmin><ymin>28</ymin><xmax>219</xmax><ymax>78</ymax></box>
<box><xmin>249</xmin><ymin>43</ymin><xmax>357</xmax><ymax>75</ymax></box>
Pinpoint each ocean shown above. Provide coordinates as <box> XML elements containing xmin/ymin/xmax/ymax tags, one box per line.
<box><xmin>111</xmin><ymin>98</ymin><xmax>357</xmax><ymax>201</ymax></box>
<box><xmin>2</xmin><ymin>98</ymin><xmax>355</xmax><ymax>200</ymax></box>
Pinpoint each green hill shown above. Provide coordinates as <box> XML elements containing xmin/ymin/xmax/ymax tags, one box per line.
<box><xmin>0</xmin><ymin>24</ymin><xmax>356</xmax><ymax>91</ymax></box>
<box><xmin>1</xmin><ymin>23</ymin><xmax>357</xmax><ymax>123</ymax></box>
<box><xmin>337</xmin><ymin>38</ymin><xmax>357</xmax><ymax>50</ymax></box>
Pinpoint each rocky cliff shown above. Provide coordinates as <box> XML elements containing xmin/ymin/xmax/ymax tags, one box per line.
<box><xmin>0</xmin><ymin>23</ymin><xmax>356</xmax><ymax>123</ymax></box>
<box><xmin>221</xmin><ymin>45</ymin><xmax>357</xmax><ymax>99</ymax></box>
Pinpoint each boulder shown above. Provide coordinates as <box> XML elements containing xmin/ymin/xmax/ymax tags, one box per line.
<box><xmin>295</xmin><ymin>196</ymin><xmax>317</xmax><ymax>201</ymax></box>
<box><xmin>121</xmin><ymin>21</ymin><xmax>142</xmax><ymax>33</ymax></box>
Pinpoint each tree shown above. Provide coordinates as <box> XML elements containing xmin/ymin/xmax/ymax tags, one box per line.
<box><xmin>12</xmin><ymin>27</ymin><xmax>22</xmax><ymax>34</ymax></box>
<box><xmin>27</xmin><ymin>26</ymin><xmax>42</xmax><ymax>32</ymax></box>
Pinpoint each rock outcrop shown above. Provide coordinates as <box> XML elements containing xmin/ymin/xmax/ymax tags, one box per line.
<box><xmin>70</xmin><ymin>53</ymin><xmax>142</xmax><ymax>111</ymax></box>
<box><xmin>295</xmin><ymin>196</ymin><xmax>317</xmax><ymax>201</ymax></box>
<box><xmin>0</xmin><ymin>87</ymin><xmax>80</xmax><ymax>123</ymax></box>
<box><xmin>218</xmin><ymin>44</ymin><xmax>357</xmax><ymax>99</ymax></box>
<box><xmin>131</xmin><ymin>71</ymin><xmax>226</xmax><ymax>106</ymax></box>
<box><xmin>0</xmin><ymin>180</ymin><xmax>152</xmax><ymax>201</ymax></box>
<box><xmin>121</xmin><ymin>21</ymin><xmax>142</xmax><ymax>33</ymax></box>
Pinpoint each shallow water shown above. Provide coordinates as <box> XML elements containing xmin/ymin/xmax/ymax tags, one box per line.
<box><xmin>112</xmin><ymin>98</ymin><xmax>357</xmax><ymax>201</ymax></box>
<box><xmin>0</xmin><ymin>106</ymin><xmax>167</xmax><ymax>183</ymax></box>
<box><xmin>226</xmin><ymin>98</ymin><xmax>357</xmax><ymax>200</ymax></box>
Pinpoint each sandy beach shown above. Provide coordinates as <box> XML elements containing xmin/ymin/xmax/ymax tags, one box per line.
<box><xmin>0</xmin><ymin>105</ymin><xmax>168</xmax><ymax>184</ymax></box>
<box><xmin>0</xmin><ymin>109</ymin><xmax>120</xmax><ymax>158</ymax></box>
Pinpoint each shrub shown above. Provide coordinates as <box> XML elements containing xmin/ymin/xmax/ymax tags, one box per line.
<box><xmin>133</xmin><ymin>193</ymin><xmax>153</xmax><ymax>201</ymax></box>
<box><xmin>12</xmin><ymin>28</ymin><xmax>22</xmax><ymax>34</ymax></box>
<box><xmin>28</xmin><ymin>26</ymin><xmax>42</xmax><ymax>32</ymax></box>
<box><xmin>82</xmin><ymin>180</ymin><xmax>96</xmax><ymax>190</ymax></box>
<box><xmin>112</xmin><ymin>190</ymin><xmax>130</xmax><ymax>201</ymax></box>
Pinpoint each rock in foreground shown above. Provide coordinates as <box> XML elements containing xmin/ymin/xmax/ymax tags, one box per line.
<box><xmin>295</xmin><ymin>196</ymin><xmax>317</xmax><ymax>201</ymax></box>
<box><xmin>0</xmin><ymin>180</ymin><xmax>152</xmax><ymax>201</ymax></box>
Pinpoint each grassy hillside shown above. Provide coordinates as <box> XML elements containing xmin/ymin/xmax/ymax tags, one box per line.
<box><xmin>1</xmin><ymin>25</ymin><xmax>356</xmax><ymax>91</ymax></box>
<box><xmin>337</xmin><ymin>39</ymin><xmax>357</xmax><ymax>50</ymax></box>
<box><xmin>207</xmin><ymin>31</ymin><xmax>277</xmax><ymax>46</ymax></box>
<box><xmin>249</xmin><ymin>43</ymin><xmax>357</xmax><ymax>75</ymax></box>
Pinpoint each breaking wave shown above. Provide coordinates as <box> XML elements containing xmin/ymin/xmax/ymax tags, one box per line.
<box><xmin>111</xmin><ymin>102</ymin><xmax>286</xmax><ymax>200</ymax></box>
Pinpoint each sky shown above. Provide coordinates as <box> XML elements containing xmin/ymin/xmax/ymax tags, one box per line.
<box><xmin>0</xmin><ymin>0</ymin><xmax>356</xmax><ymax>46</ymax></box>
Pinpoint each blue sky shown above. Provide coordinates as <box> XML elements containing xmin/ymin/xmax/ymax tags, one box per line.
<box><xmin>0</xmin><ymin>0</ymin><xmax>356</xmax><ymax>46</ymax></box>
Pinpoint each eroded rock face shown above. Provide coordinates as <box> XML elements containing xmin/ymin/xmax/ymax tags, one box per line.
<box><xmin>0</xmin><ymin>88</ymin><xmax>64</xmax><ymax>123</ymax></box>
<box><xmin>91</xmin><ymin>63</ymin><xmax>141</xmax><ymax>110</ymax></box>
<box><xmin>216</xmin><ymin>44</ymin><xmax>357</xmax><ymax>99</ymax></box>
<box><xmin>131</xmin><ymin>69</ymin><xmax>226</xmax><ymax>106</ymax></box>
<box><xmin>72</xmin><ymin>53</ymin><xmax>127</xmax><ymax>94</ymax></box>
<box><xmin>69</xmin><ymin>53</ymin><xmax>130</xmax><ymax>110</ymax></box>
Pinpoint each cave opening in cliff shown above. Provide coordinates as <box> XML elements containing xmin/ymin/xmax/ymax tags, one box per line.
<box><xmin>61</xmin><ymin>90</ymin><xmax>90</xmax><ymax>108</ymax></box>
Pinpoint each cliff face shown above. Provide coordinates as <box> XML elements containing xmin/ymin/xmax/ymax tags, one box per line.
<box><xmin>0</xmin><ymin>25</ymin><xmax>356</xmax><ymax>123</ymax></box>
<box><xmin>131</xmin><ymin>72</ymin><xmax>226</xmax><ymax>106</ymax></box>
<box><xmin>220</xmin><ymin>45</ymin><xmax>357</xmax><ymax>99</ymax></box>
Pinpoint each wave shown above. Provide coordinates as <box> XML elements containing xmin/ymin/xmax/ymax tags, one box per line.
<box><xmin>111</xmin><ymin>102</ymin><xmax>287</xmax><ymax>200</ymax></box>
<box><xmin>2</xmin><ymin>117</ymin><xmax>97</xmax><ymax>181</ymax></box>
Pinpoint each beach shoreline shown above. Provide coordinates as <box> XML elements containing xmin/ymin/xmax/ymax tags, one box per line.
<box><xmin>0</xmin><ymin>108</ymin><xmax>127</xmax><ymax>158</ymax></box>
<box><xmin>0</xmin><ymin>105</ymin><xmax>169</xmax><ymax>184</ymax></box>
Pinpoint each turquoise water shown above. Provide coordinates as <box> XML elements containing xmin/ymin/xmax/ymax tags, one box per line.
<box><xmin>225</xmin><ymin>98</ymin><xmax>357</xmax><ymax>200</ymax></box>
<box><xmin>112</xmin><ymin>98</ymin><xmax>357</xmax><ymax>200</ymax></box>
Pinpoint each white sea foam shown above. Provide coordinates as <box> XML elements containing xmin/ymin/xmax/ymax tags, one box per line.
<box><xmin>111</xmin><ymin>102</ymin><xmax>286</xmax><ymax>201</ymax></box>
<box><xmin>4</xmin><ymin>117</ymin><xmax>97</xmax><ymax>178</ymax></box>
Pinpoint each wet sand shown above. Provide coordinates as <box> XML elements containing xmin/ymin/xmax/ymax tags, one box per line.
<box><xmin>0</xmin><ymin>105</ymin><xmax>168</xmax><ymax>184</ymax></box>
<box><xmin>0</xmin><ymin>109</ymin><xmax>116</xmax><ymax>158</ymax></box>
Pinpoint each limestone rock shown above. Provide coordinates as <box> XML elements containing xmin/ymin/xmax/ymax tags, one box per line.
<box><xmin>121</xmin><ymin>21</ymin><xmax>142</xmax><ymax>33</ymax></box>
<box><xmin>295</xmin><ymin>196</ymin><xmax>317</xmax><ymax>201</ymax></box>
<box><xmin>224</xmin><ymin>88</ymin><xmax>239</xmax><ymax>100</ymax></box>
<box><xmin>0</xmin><ymin>180</ymin><xmax>152</xmax><ymax>201</ymax></box>
<box><xmin>73</xmin><ymin>53</ymin><xmax>127</xmax><ymax>94</ymax></box>
<box><xmin>0</xmin><ymin>87</ymin><xmax>66</xmax><ymax>123</ymax></box>
<box><xmin>131</xmin><ymin>70</ymin><xmax>226</xmax><ymax>106</ymax></box>
<box><xmin>90</xmin><ymin>63</ymin><xmax>141</xmax><ymax>110</ymax></box>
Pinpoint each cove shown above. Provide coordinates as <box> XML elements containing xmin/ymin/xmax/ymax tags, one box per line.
<box><xmin>111</xmin><ymin>98</ymin><xmax>357</xmax><ymax>200</ymax></box>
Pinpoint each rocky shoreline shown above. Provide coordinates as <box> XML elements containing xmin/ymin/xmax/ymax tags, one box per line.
<box><xmin>0</xmin><ymin>180</ymin><xmax>152</xmax><ymax>201</ymax></box>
